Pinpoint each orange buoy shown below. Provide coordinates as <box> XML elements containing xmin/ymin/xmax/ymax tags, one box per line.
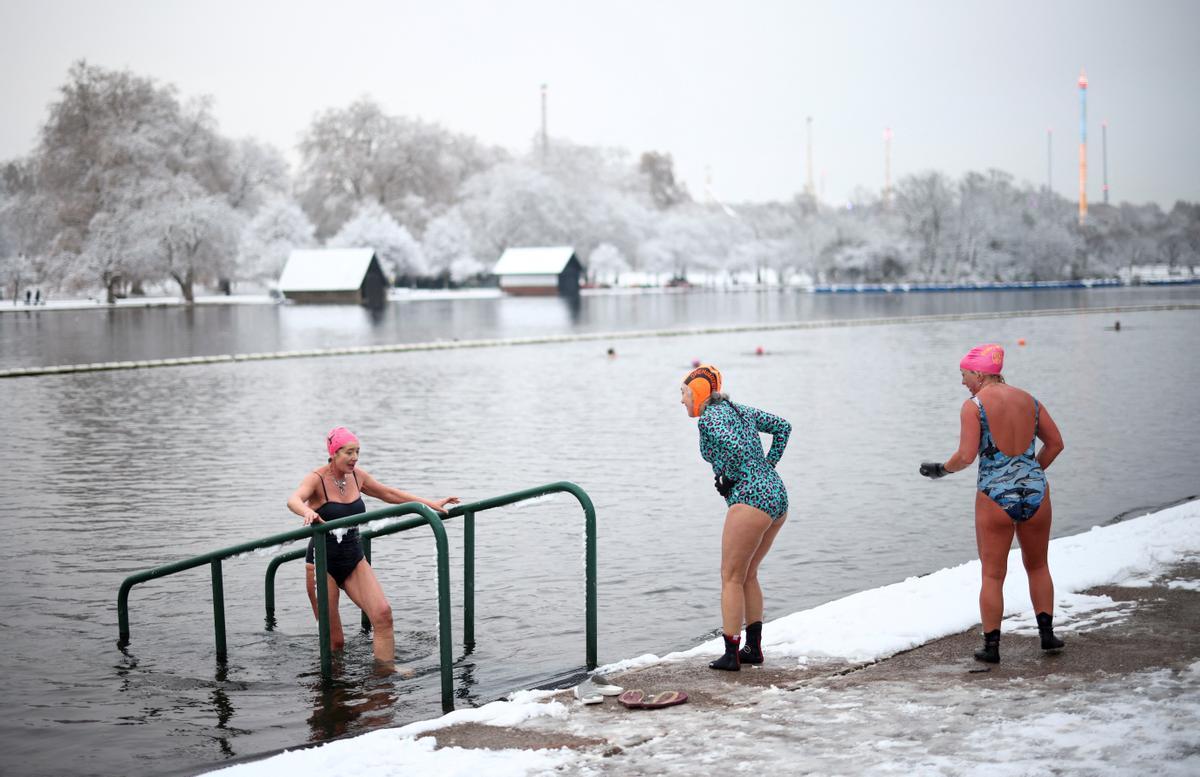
<box><xmin>1017</xmin><ymin>338</ymin><xmax>1026</xmax><ymax>346</ymax></box>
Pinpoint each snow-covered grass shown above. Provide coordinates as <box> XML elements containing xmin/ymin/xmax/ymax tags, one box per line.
<box><xmin>210</xmin><ymin>499</ymin><xmax>1200</xmax><ymax>776</ymax></box>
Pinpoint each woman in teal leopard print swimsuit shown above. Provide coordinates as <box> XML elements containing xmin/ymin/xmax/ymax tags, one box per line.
<box><xmin>681</xmin><ymin>364</ymin><xmax>791</xmax><ymax>671</ymax></box>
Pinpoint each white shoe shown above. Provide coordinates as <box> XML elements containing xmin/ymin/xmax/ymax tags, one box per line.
<box><xmin>586</xmin><ymin>673</ymin><xmax>624</xmax><ymax>696</ymax></box>
<box><xmin>573</xmin><ymin>673</ymin><xmax>623</xmax><ymax>704</ymax></box>
<box><xmin>573</xmin><ymin>683</ymin><xmax>603</xmax><ymax>704</ymax></box>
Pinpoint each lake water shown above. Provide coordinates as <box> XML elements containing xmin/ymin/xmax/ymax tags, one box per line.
<box><xmin>1</xmin><ymin>286</ymin><xmax>1198</xmax><ymax>776</ymax></box>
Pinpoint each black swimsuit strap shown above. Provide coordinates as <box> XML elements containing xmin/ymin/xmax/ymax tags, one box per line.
<box><xmin>316</xmin><ymin>469</ymin><xmax>361</xmax><ymax>503</ymax></box>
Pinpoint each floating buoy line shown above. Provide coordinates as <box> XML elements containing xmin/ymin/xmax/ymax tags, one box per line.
<box><xmin>2</xmin><ymin>303</ymin><xmax>1195</xmax><ymax>379</ymax></box>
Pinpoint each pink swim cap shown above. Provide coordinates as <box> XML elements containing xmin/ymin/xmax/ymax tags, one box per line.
<box><xmin>960</xmin><ymin>344</ymin><xmax>1004</xmax><ymax>374</ymax></box>
<box><xmin>326</xmin><ymin>427</ymin><xmax>359</xmax><ymax>457</ymax></box>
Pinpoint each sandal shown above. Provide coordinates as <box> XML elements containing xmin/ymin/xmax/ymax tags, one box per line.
<box><xmin>618</xmin><ymin>689</ymin><xmax>689</xmax><ymax>709</ymax></box>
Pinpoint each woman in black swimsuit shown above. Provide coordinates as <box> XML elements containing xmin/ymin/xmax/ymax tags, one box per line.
<box><xmin>286</xmin><ymin>427</ymin><xmax>459</xmax><ymax>665</ymax></box>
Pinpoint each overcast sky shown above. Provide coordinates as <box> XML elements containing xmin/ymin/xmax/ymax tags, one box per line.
<box><xmin>2</xmin><ymin>0</ymin><xmax>1196</xmax><ymax>208</ymax></box>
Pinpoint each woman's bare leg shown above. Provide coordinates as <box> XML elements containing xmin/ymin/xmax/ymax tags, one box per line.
<box><xmin>743</xmin><ymin>514</ymin><xmax>787</xmax><ymax>625</ymax></box>
<box><xmin>306</xmin><ymin>562</ymin><xmax>345</xmax><ymax>651</ymax></box>
<box><xmin>1015</xmin><ymin>492</ymin><xmax>1055</xmax><ymax>615</ymax></box>
<box><xmin>974</xmin><ymin>492</ymin><xmax>1015</xmax><ymax>632</ymax></box>
<box><xmin>720</xmin><ymin>504</ymin><xmax>773</xmax><ymax>636</ymax></box>
<box><xmin>341</xmin><ymin>560</ymin><xmax>394</xmax><ymax>663</ymax></box>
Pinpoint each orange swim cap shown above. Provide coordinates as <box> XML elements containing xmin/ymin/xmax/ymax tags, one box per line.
<box><xmin>683</xmin><ymin>364</ymin><xmax>722</xmax><ymax>416</ymax></box>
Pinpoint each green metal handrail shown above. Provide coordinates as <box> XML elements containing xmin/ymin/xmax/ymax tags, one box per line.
<box><xmin>264</xmin><ymin>480</ymin><xmax>598</xmax><ymax>673</ymax></box>
<box><xmin>445</xmin><ymin>480</ymin><xmax>597</xmax><ymax>669</ymax></box>
<box><xmin>117</xmin><ymin>502</ymin><xmax>454</xmax><ymax>708</ymax></box>
<box><xmin>118</xmin><ymin>482</ymin><xmax>596</xmax><ymax>715</ymax></box>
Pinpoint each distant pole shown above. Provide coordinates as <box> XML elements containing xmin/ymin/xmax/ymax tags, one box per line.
<box><xmin>805</xmin><ymin>116</ymin><xmax>815</xmax><ymax>199</ymax></box>
<box><xmin>1102</xmin><ymin>120</ymin><xmax>1109</xmax><ymax>205</ymax></box>
<box><xmin>1046</xmin><ymin>127</ymin><xmax>1053</xmax><ymax>194</ymax></box>
<box><xmin>540</xmin><ymin>83</ymin><xmax>549</xmax><ymax>162</ymax></box>
<box><xmin>883</xmin><ymin>127</ymin><xmax>893</xmax><ymax>208</ymax></box>
<box><xmin>1078</xmin><ymin>69</ymin><xmax>1088</xmax><ymax>226</ymax></box>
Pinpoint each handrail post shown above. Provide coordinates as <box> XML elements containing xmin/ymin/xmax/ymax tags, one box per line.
<box><xmin>580</xmin><ymin>489</ymin><xmax>597</xmax><ymax>670</ymax></box>
<box><xmin>463</xmin><ymin>509</ymin><xmax>475</xmax><ymax>648</ymax></box>
<box><xmin>211</xmin><ymin>559</ymin><xmax>227</xmax><ymax>661</ymax></box>
<box><xmin>314</xmin><ymin>532</ymin><xmax>332</xmax><ymax>678</ymax></box>
<box><xmin>427</xmin><ymin>512</ymin><xmax>454</xmax><ymax>712</ymax></box>
<box><xmin>264</xmin><ymin>548</ymin><xmax>306</xmax><ymax>629</ymax></box>
<box><xmin>264</xmin><ymin>560</ymin><xmax>276</xmax><ymax>629</ymax></box>
<box><xmin>117</xmin><ymin>579</ymin><xmax>133</xmax><ymax>647</ymax></box>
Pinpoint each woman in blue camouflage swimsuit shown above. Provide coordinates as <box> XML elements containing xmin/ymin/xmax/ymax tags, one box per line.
<box><xmin>919</xmin><ymin>344</ymin><xmax>1067</xmax><ymax>664</ymax></box>
<box><xmin>682</xmin><ymin>364</ymin><xmax>791</xmax><ymax>671</ymax></box>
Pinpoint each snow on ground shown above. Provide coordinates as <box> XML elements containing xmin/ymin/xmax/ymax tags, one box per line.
<box><xmin>210</xmin><ymin>499</ymin><xmax>1200</xmax><ymax>776</ymax></box>
<box><xmin>537</xmin><ymin>662</ymin><xmax>1200</xmax><ymax>776</ymax></box>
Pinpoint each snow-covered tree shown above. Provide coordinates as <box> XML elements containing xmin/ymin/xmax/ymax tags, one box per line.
<box><xmin>225</xmin><ymin>138</ymin><xmax>291</xmax><ymax>213</ymax></box>
<box><xmin>587</xmin><ymin>243</ymin><xmax>630</xmax><ymax>285</ymax></box>
<box><xmin>639</xmin><ymin>151</ymin><xmax>690</xmax><ymax>210</ymax></box>
<box><xmin>895</xmin><ymin>171</ymin><xmax>956</xmax><ymax>280</ymax></box>
<box><xmin>71</xmin><ymin>188</ymin><xmax>161</xmax><ymax>301</ymax></box>
<box><xmin>145</xmin><ymin>180</ymin><xmax>242</xmax><ymax>301</ymax></box>
<box><xmin>422</xmin><ymin>209</ymin><xmax>481</xmax><ymax>284</ymax></box>
<box><xmin>237</xmin><ymin>196</ymin><xmax>316</xmax><ymax>282</ymax></box>
<box><xmin>457</xmin><ymin>161</ymin><xmax>575</xmax><ymax>261</ymax></box>
<box><xmin>27</xmin><ymin>61</ymin><xmax>245</xmax><ymax>301</ymax></box>
<box><xmin>297</xmin><ymin>97</ymin><xmax>504</xmax><ymax>238</ymax></box>
<box><xmin>328</xmin><ymin>202</ymin><xmax>426</xmax><ymax>282</ymax></box>
<box><xmin>0</xmin><ymin>159</ymin><xmax>58</xmax><ymax>296</ymax></box>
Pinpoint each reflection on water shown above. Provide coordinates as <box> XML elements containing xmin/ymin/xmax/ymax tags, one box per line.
<box><xmin>307</xmin><ymin>672</ymin><xmax>398</xmax><ymax>744</ymax></box>
<box><xmin>1</xmin><ymin>288</ymin><xmax>1198</xmax><ymax>776</ymax></box>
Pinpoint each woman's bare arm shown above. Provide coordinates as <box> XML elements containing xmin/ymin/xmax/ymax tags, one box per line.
<box><xmin>358</xmin><ymin>469</ymin><xmax>460</xmax><ymax>514</ymax></box>
<box><xmin>943</xmin><ymin>399</ymin><xmax>981</xmax><ymax>473</ymax></box>
<box><xmin>287</xmin><ymin>472</ymin><xmax>323</xmax><ymax>524</ymax></box>
<box><xmin>1036</xmin><ymin>404</ymin><xmax>1065</xmax><ymax>471</ymax></box>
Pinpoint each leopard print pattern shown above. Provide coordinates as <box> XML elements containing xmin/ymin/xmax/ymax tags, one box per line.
<box><xmin>697</xmin><ymin>399</ymin><xmax>791</xmax><ymax>520</ymax></box>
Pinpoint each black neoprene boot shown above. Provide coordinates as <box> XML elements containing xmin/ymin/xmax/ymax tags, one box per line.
<box><xmin>974</xmin><ymin>629</ymin><xmax>1000</xmax><ymax>663</ymax></box>
<box><xmin>709</xmin><ymin>633</ymin><xmax>741</xmax><ymax>671</ymax></box>
<box><xmin>738</xmin><ymin>621</ymin><xmax>764</xmax><ymax>665</ymax></box>
<box><xmin>1036</xmin><ymin>612</ymin><xmax>1065</xmax><ymax>652</ymax></box>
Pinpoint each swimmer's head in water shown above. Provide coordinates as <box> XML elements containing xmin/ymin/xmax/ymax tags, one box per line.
<box><xmin>682</xmin><ymin>364</ymin><xmax>722</xmax><ymax>417</ymax></box>
<box><xmin>959</xmin><ymin>344</ymin><xmax>1004</xmax><ymax>375</ymax></box>
<box><xmin>326</xmin><ymin>426</ymin><xmax>359</xmax><ymax>459</ymax></box>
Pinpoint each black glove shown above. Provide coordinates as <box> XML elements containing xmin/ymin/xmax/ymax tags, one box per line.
<box><xmin>919</xmin><ymin>462</ymin><xmax>950</xmax><ymax>479</ymax></box>
<box><xmin>715</xmin><ymin>474</ymin><xmax>736</xmax><ymax>497</ymax></box>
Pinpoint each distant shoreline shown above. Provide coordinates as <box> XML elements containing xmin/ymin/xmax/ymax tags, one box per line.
<box><xmin>4</xmin><ymin>276</ymin><xmax>1199</xmax><ymax>315</ymax></box>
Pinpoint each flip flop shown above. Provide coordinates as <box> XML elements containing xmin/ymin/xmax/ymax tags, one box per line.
<box><xmin>641</xmin><ymin>691</ymin><xmax>688</xmax><ymax>709</ymax></box>
<box><xmin>574</xmin><ymin>684</ymin><xmax>603</xmax><ymax>704</ymax></box>
<box><xmin>618</xmin><ymin>689</ymin><xmax>689</xmax><ymax>709</ymax></box>
<box><xmin>617</xmin><ymin>689</ymin><xmax>647</xmax><ymax>708</ymax></box>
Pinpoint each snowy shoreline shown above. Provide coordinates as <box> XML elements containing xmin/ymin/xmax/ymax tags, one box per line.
<box><xmin>5</xmin><ymin>277</ymin><xmax>1199</xmax><ymax>315</ymax></box>
<box><xmin>210</xmin><ymin>498</ymin><xmax>1200</xmax><ymax>776</ymax></box>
